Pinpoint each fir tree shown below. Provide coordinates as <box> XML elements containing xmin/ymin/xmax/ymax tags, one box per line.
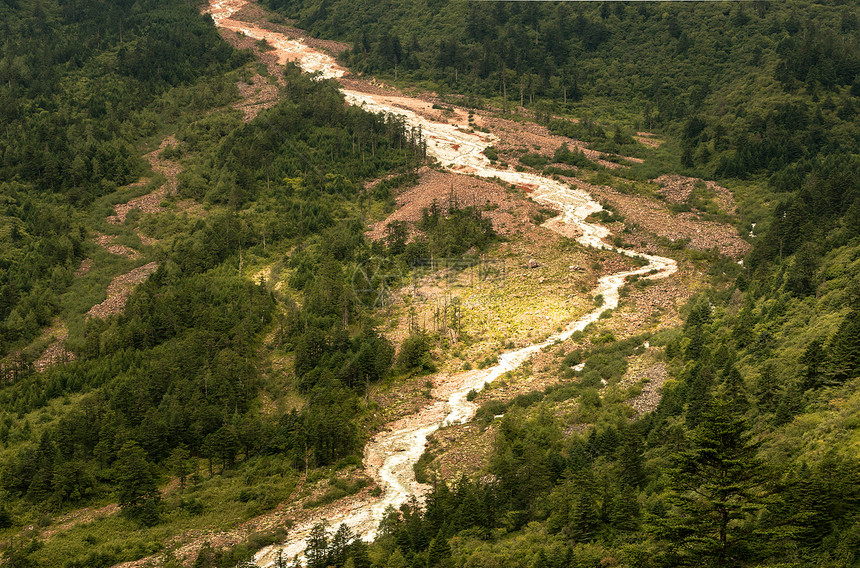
<box><xmin>329</xmin><ymin>523</ymin><xmax>354</xmax><ymax>567</ymax></box>
<box><xmin>305</xmin><ymin>520</ymin><xmax>329</xmax><ymax>568</ymax></box>
<box><xmin>654</xmin><ymin>394</ymin><xmax>770</xmax><ymax>566</ymax></box>
<box><xmin>427</xmin><ymin>531</ymin><xmax>451</xmax><ymax>566</ymax></box>
<box><xmin>349</xmin><ymin>539</ymin><xmax>372</xmax><ymax>568</ymax></box>
<box><xmin>828</xmin><ymin>307</ymin><xmax>860</xmax><ymax>384</ymax></box>
<box><xmin>115</xmin><ymin>440</ymin><xmax>160</xmax><ymax>526</ymax></box>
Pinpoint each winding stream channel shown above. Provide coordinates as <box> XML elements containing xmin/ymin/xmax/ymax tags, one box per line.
<box><xmin>205</xmin><ymin>1</ymin><xmax>678</xmax><ymax>564</ymax></box>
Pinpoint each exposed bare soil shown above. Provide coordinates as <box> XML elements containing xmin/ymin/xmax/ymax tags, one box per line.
<box><xmin>366</xmin><ymin>166</ymin><xmax>542</xmax><ymax>240</ymax></box>
<box><xmin>425</xmin><ymin>422</ymin><xmax>497</xmax><ymax>480</ymax></box>
<box><xmin>634</xmin><ymin>131</ymin><xmax>663</xmax><ymax>148</ymax></box>
<box><xmin>570</xmin><ymin>178</ymin><xmax>750</xmax><ymax>259</ymax></box>
<box><xmin>220</xmin><ymin>28</ymin><xmax>284</xmax><ymax>78</ymax></box>
<box><xmin>235</xmin><ymin>73</ymin><xmax>280</xmax><ymax>121</ymax></box>
<box><xmin>33</xmin><ymin>320</ymin><xmax>76</xmax><ymax>372</ymax></box>
<box><xmin>482</xmin><ymin>115</ymin><xmax>623</xmax><ymax>169</ymax></box>
<box><xmin>146</xmin><ymin>136</ymin><xmax>182</xmax><ymax>192</ymax></box>
<box><xmin>86</xmin><ymin>262</ymin><xmax>159</xmax><ymax>319</ymax></box>
<box><xmin>37</xmin><ymin>504</ymin><xmax>120</xmax><ymax>540</ymax></box>
<box><xmin>654</xmin><ymin>173</ymin><xmax>738</xmax><ymax>215</ymax></box>
<box><xmin>74</xmin><ymin>257</ymin><xmax>94</xmax><ymax>277</ymax></box>
<box><xmin>621</xmin><ymin>360</ymin><xmax>670</xmax><ymax>416</ymax></box>
<box><xmin>93</xmin><ymin>233</ymin><xmax>141</xmax><ymax>258</ymax></box>
<box><xmin>58</xmin><ymin>1</ymin><xmax>745</xmax><ymax>565</ymax></box>
<box><xmin>106</xmin><ymin>187</ymin><xmax>167</xmax><ymax>226</ymax></box>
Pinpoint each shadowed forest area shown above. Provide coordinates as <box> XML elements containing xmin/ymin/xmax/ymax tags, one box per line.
<box><xmin>1</xmin><ymin>0</ymin><xmax>859</xmax><ymax>567</ymax></box>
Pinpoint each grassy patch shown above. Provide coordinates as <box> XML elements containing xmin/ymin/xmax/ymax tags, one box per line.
<box><xmin>303</xmin><ymin>476</ymin><xmax>370</xmax><ymax>509</ymax></box>
<box><xmin>23</xmin><ymin>455</ymin><xmax>298</xmax><ymax>568</ymax></box>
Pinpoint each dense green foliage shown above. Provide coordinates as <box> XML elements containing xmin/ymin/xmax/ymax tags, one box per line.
<box><xmin>384</xmin><ymin>196</ymin><xmax>497</xmax><ymax>264</ymax></box>
<box><xmin>0</xmin><ymin>0</ymin><xmax>243</xmax><ymax>199</ymax></box>
<box><xmin>2</xmin><ymin>0</ymin><xmax>860</xmax><ymax>566</ymax></box>
<box><xmin>0</xmin><ymin>0</ymin><xmax>248</xmax><ymax>359</ymax></box>
<box><xmin>266</xmin><ymin>0</ymin><xmax>859</xmax><ymax>181</ymax></box>
<box><xmin>244</xmin><ymin>4</ymin><xmax>860</xmax><ymax>566</ymax></box>
<box><xmin>291</xmin><ymin>153</ymin><xmax>860</xmax><ymax>566</ymax></box>
<box><xmin>0</xmin><ymin>0</ymin><xmax>423</xmax><ymax>562</ymax></box>
<box><xmin>0</xmin><ymin>66</ymin><xmax>420</xmax><ymax>522</ymax></box>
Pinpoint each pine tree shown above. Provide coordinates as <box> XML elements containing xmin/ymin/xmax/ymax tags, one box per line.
<box><xmin>570</xmin><ymin>490</ymin><xmax>600</xmax><ymax>542</ymax></box>
<box><xmin>166</xmin><ymin>445</ymin><xmax>192</xmax><ymax>489</ymax></box>
<box><xmin>828</xmin><ymin>307</ymin><xmax>860</xmax><ymax>384</ymax></box>
<box><xmin>720</xmin><ymin>361</ymin><xmax>749</xmax><ymax>416</ymax></box>
<box><xmin>618</xmin><ymin>435</ymin><xmax>646</xmax><ymax>489</ymax></box>
<box><xmin>569</xmin><ymin>471</ymin><xmax>600</xmax><ymax>542</ymax></box>
<box><xmin>427</xmin><ymin>531</ymin><xmax>451</xmax><ymax>566</ymax></box>
<box><xmin>385</xmin><ymin>548</ymin><xmax>407</xmax><ymax>568</ymax></box>
<box><xmin>685</xmin><ymin>360</ymin><xmax>715</xmax><ymax>428</ymax></box>
<box><xmin>329</xmin><ymin>523</ymin><xmax>354</xmax><ymax>567</ymax></box>
<box><xmin>774</xmin><ymin>380</ymin><xmax>804</xmax><ymax>426</ymax></box>
<box><xmin>654</xmin><ymin>393</ymin><xmax>770</xmax><ymax>566</ymax></box>
<box><xmin>115</xmin><ymin>440</ymin><xmax>160</xmax><ymax>526</ymax></box>
<box><xmin>0</xmin><ymin>505</ymin><xmax>12</xmax><ymax>529</ymax></box>
<box><xmin>800</xmin><ymin>339</ymin><xmax>827</xmax><ymax>390</ymax></box>
<box><xmin>305</xmin><ymin>520</ymin><xmax>329</xmax><ymax>568</ymax></box>
<box><xmin>610</xmin><ymin>485</ymin><xmax>641</xmax><ymax>532</ymax></box>
<box><xmin>349</xmin><ymin>539</ymin><xmax>372</xmax><ymax>568</ymax></box>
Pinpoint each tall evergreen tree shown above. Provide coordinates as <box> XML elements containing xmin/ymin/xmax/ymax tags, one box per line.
<box><xmin>305</xmin><ymin>521</ymin><xmax>330</xmax><ymax>568</ymax></box>
<box><xmin>427</xmin><ymin>531</ymin><xmax>451</xmax><ymax>566</ymax></box>
<box><xmin>828</xmin><ymin>307</ymin><xmax>860</xmax><ymax>384</ymax></box>
<box><xmin>654</xmin><ymin>394</ymin><xmax>771</xmax><ymax>566</ymax></box>
<box><xmin>115</xmin><ymin>440</ymin><xmax>160</xmax><ymax>526</ymax></box>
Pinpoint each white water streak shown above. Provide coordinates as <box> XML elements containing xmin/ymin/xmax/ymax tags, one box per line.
<box><xmin>205</xmin><ymin>2</ymin><xmax>676</xmax><ymax>564</ymax></box>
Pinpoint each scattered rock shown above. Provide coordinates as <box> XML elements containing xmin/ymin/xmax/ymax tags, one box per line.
<box><xmin>87</xmin><ymin>262</ymin><xmax>159</xmax><ymax>319</ymax></box>
<box><xmin>34</xmin><ymin>340</ymin><xmax>76</xmax><ymax>372</ymax></box>
<box><xmin>93</xmin><ymin>233</ymin><xmax>140</xmax><ymax>258</ymax></box>
<box><xmin>621</xmin><ymin>362</ymin><xmax>669</xmax><ymax>416</ymax></box>
<box><xmin>74</xmin><ymin>258</ymin><xmax>94</xmax><ymax>277</ymax></box>
<box><xmin>234</xmin><ymin>74</ymin><xmax>279</xmax><ymax>122</ymax></box>
<box><xmin>654</xmin><ymin>174</ymin><xmax>737</xmax><ymax>215</ymax></box>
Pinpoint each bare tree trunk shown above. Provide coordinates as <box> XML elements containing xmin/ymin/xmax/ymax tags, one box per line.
<box><xmin>501</xmin><ymin>64</ymin><xmax>507</xmax><ymax>111</ymax></box>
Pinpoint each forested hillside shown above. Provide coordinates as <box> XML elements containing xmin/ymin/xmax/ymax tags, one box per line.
<box><xmin>267</xmin><ymin>0</ymin><xmax>859</xmax><ymax>181</ymax></box>
<box><xmin>327</xmin><ymin>154</ymin><xmax>860</xmax><ymax>566</ymax></box>
<box><xmin>0</xmin><ymin>0</ymin><xmax>247</xmax><ymax>360</ymax></box>
<box><xmin>252</xmin><ymin>1</ymin><xmax>860</xmax><ymax>567</ymax></box>
<box><xmin>0</xmin><ymin>0</ymin><xmax>425</xmax><ymax>564</ymax></box>
<box><xmin>0</xmin><ymin>0</ymin><xmax>858</xmax><ymax>567</ymax></box>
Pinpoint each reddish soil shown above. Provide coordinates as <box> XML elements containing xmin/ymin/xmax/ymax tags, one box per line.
<box><xmin>87</xmin><ymin>262</ymin><xmax>159</xmax><ymax>319</ymax></box>
<box><xmin>37</xmin><ymin>504</ymin><xmax>120</xmax><ymax>540</ymax></box>
<box><xmin>565</xmin><ymin>178</ymin><xmax>750</xmax><ymax>259</ymax></box>
<box><xmin>621</xmin><ymin>360</ymin><xmax>669</xmax><ymax>415</ymax></box>
<box><xmin>106</xmin><ymin>188</ymin><xmax>167</xmax><ymax>226</ymax></box>
<box><xmin>232</xmin><ymin>2</ymin><xmax>350</xmax><ymax>56</ymax></box>
<box><xmin>635</xmin><ymin>132</ymin><xmax>662</xmax><ymax>148</ymax></box>
<box><xmin>51</xmin><ymin>2</ymin><xmax>749</xmax><ymax>566</ymax></box>
<box><xmin>654</xmin><ymin>174</ymin><xmax>738</xmax><ymax>215</ymax></box>
<box><xmin>366</xmin><ymin>166</ymin><xmax>542</xmax><ymax>241</ymax></box>
<box><xmin>33</xmin><ymin>339</ymin><xmax>76</xmax><ymax>372</ymax></box>
<box><xmin>234</xmin><ymin>74</ymin><xmax>279</xmax><ymax>121</ymax></box>
<box><xmin>426</xmin><ymin>422</ymin><xmax>497</xmax><ymax>479</ymax></box>
<box><xmin>93</xmin><ymin>233</ymin><xmax>140</xmax><ymax>259</ymax></box>
<box><xmin>482</xmin><ymin>115</ymin><xmax>625</xmax><ymax>170</ymax></box>
<box><xmin>220</xmin><ymin>29</ymin><xmax>284</xmax><ymax>81</ymax></box>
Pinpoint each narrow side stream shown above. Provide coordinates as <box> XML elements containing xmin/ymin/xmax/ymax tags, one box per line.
<box><xmin>205</xmin><ymin>2</ymin><xmax>677</xmax><ymax>564</ymax></box>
